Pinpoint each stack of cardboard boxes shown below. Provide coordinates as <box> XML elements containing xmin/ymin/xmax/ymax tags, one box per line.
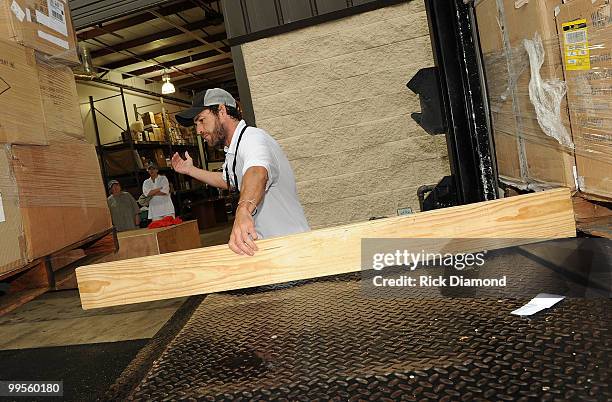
<box><xmin>476</xmin><ymin>0</ymin><xmax>611</xmax><ymax>201</ymax></box>
<box><xmin>0</xmin><ymin>0</ymin><xmax>112</xmax><ymax>276</ymax></box>
<box><xmin>557</xmin><ymin>0</ymin><xmax>612</xmax><ymax>199</ymax></box>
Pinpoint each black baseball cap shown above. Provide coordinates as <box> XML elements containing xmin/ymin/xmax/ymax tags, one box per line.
<box><xmin>146</xmin><ymin>161</ymin><xmax>159</xmax><ymax>170</ymax></box>
<box><xmin>175</xmin><ymin>88</ymin><xmax>237</xmax><ymax>127</ymax></box>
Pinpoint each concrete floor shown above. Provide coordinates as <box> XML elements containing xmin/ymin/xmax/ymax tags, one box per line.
<box><xmin>0</xmin><ymin>221</ymin><xmax>235</xmax><ymax>400</ymax></box>
<box><xmin>199</xmin><ymin>219</ymin><xmax>233</xmax><ymax>247</ymax></box>
<box><xmin>0</xmin><ymin>221</ymin><xmax>234</xmax><ymax>351</ymax></box>
<box><xmin>0</xmin><ymin>291</ymin><xmax>187</xmax><ymax>350</ymax></box>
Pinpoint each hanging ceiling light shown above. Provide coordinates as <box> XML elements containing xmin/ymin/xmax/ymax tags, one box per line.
<box><xmin>161</xmin><ymin>72</ymin><xmax>175</xmax><ymax>94</ymax></box>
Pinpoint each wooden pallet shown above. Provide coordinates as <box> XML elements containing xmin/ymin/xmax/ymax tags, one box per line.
<box><xmin>0</xmin><ymin>228</ymin><xmax>117</xmax><ymax>316</ymax></box>
<box><xmin>572</xmin><ymin>196</ymin><xmax>612</xmax><ymax>239</ymax></box>
<box><xmin>503</xmin><ymin>185</ymin><xmax>612</xmax><ymax>239</ymax></box>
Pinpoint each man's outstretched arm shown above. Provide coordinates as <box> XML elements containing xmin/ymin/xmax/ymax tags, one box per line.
<box><xmin>171</xmin><ymin>151</ymin><xmax>228</xmax><ymax>189</ymax></box>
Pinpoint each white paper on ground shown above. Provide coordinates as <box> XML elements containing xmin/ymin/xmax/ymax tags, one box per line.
<box><xmin>0</xmin><ymin>192</ymin><xmax>5</xmax><ymax>223</ymax></box>
<box><xmin>511</xmin><ymin>293</ymin><xmax>565</xmax><ymax>316</ymax></box>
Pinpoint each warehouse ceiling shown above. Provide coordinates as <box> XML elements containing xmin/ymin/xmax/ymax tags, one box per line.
<box><xmin>74</xmin><ymin>0</ymin><xmax>236</xmax><ymax>96</ymax></box>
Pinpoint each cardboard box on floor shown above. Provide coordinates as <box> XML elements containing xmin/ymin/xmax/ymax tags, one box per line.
<box><xmin>0</xmin><ymin>39</ymin><xmax>48</xmax><ymax>145</ymax></box>
<box><xmin>476</xmin><ymin>0</ymin><xmax>576</xmax><ymax>190</ymax></box>
<box><xmin>0</xmin><ymin>0</ymin><xmax>79</xmax><ymax>64</ymax></box>
<box><xmin>557</xmin><ymin>0</ymin><xmax>612</xmax><ymax>199</ymax></box>
<box><xmin>0</xmin><ymin>143</ymin><xmax>112</xmax><ymax>275</ymax></box>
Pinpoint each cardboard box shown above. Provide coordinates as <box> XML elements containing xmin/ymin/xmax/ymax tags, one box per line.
<box><xmin>37</xmin><ymin>58</ymin><xmax>86</xmax><ymax>143</ymax></box>
<box><xmin>152</xmin><ymin>127</ymin><xmax>164</xmax><ymax>142</ymax></box>
<box><xmin>557</xmin><ymin>0</ymin><xmax>612</xmax><ymax>199</ymax></box>
<box><xmin>154</xmin><ymin>112</ymin><xmax>165</xmax><ymax>130</ymax></box>
<box><xmin>0</xmin><ymin>0</ymin><xmax>79</xmax><ymax>64</ymax></box>
<box><xmin>476</xmin><ymin>0</ymin><xmax>576</xmax><ymax>190</ymax></box>
<box><xmin>0</xmin><ymin>39</ymin><xmax>48</xmax><ymax>145</ymax></box>
<box><xmin>97</xmin><ymin>221</ymin><xmax>200</xmax><ymax>263</ymax></box>
<box><xmin>0</xmin><ymin>149</ymin><xmax>26</xmax><ymax>274</ymax></box>
<box><xmin>0</xmin><ymin>143</ymin><xmax>112</xmax><ymax>274</ymax></box>
<box><xmin>141</xmin><ymin>112</ymin><xmax>156</xmax><ymax>127</ymax></box>
<box><xmin>104</xmin><ymin>149</ymin><xmax>140</xmax><ymax>176</ymax></box>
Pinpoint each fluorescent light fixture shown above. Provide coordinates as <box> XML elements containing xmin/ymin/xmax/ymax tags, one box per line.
<box><xmin>161</xmin><ymin>73</ymin><xmax>175</xmax><ymax>94</ymax></box>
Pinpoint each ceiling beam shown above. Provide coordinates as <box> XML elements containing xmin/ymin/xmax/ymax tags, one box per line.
<box><xmin>77</xmin><ymin>1</ymin><xmax>197</xmax><ymax>40</ymax></box>
<box><xmin>182</xmin><ymin>79</ymin><xmax>238</xmax><ymax>96</ymax></box>
<box><xmin>148</xmin><ymin>10</ymin><xmax>227</xmax><ymax>56</ymax></box>
<box><xmin>175</xmin><ymin>70</ymin><xmax>236</xmax><ymax>88</ymax></box>
<box><xmin>99</xmin><ymin>43</ymin><xmax>230</xmax><ymax>70</ymax></box>
<box><xmin>124</xmin><ymin>41</ymin><xmax>229</xmax><ymax>77</ymax></box>
<box><xmin>174</xmin><ymin>69</ymin><xmax>235</xmax><ymax>88</ymax></box>
<box><xmin>90</xmin><ymin>19</ymin><xmax>224</xmax><ymax>59</ymax></box>
<box><xmin>149</xmin><ymin>59</ymin><xmax>233</xmax><ymax>81</ymax></box>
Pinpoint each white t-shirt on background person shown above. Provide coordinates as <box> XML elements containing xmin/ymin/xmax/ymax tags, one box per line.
<box><xmin>142</xmin><ymin>175</ymin><xmax>175</xmax><ymax>220</ymax></box>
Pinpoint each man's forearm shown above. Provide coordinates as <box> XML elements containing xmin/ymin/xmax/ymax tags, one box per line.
<box><xmin>227</xmin><ymin>166</ymin><xmax>268</xmax><ymax>255</ymax></box>
<box><xmin>186</xmin><ymin>166</ymin><xmax>228</xmax><ymax>189</ymax></box>
<box><xmin>237</xmin><ymin>167</ymin><xmax>268</xmax><ymax>214</ymax></box>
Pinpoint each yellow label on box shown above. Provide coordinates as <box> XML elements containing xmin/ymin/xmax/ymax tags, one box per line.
<box><xmin>562</xmin><ymin>19</ymin><xmax>591</xmax><ymax>71</ymax></box>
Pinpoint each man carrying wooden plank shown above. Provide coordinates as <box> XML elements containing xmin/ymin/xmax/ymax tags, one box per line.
<box><xmin>172</xmin><ymin>88</ymin><xmax>310</xmax><ymax>255</ymax></box>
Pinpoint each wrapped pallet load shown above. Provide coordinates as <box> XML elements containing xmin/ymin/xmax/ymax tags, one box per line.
<box><xmin>476</xmin><ymin>0</ymin><xmax>576</xmax><ymax>190</ymax></box>
<box><xmin>0</xmin><ymin>1</ymin><xmax>113</xmax><ymax>277</ymax></box>
<box><xmin>0</xmin><ymin>144</ymin><xmax>113</xmax><ymax>275</ymax></box>
<box><xmin>556</xmin><ymin>0</ymin><xmax>612</xmax><ymax>199</ymax></box>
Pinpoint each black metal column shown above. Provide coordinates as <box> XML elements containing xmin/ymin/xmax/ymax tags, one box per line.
<box><xmin>423</xmin><ymin>0</ymin><xmax>498</xmax><ymax>204</ymax></box>
<box><xmin>90</xmin><ymin>95</ymin><xmax>109</xmax><ymax>193</ymax></box>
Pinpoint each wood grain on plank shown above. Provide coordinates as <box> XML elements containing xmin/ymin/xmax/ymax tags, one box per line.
<box><xmin>76</xmin><ymin>188</ymin><xmax>576</xmax><ymax>309</ymax></box>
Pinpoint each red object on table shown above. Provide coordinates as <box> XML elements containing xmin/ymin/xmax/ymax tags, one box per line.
<box><xmin>147</xmin><ymin>216</ymin><xmax>183</xmax><ymax>229</ymax></box>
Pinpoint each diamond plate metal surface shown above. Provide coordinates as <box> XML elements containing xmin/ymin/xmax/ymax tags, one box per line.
<box><xmin>117</xmin><ymin>242</ymin><xmax>611</xmax><ymax>401</ymax></box>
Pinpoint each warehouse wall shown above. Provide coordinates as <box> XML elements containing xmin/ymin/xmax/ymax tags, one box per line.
<box><xmin>76</xmin><ymin>73</ymin><xmax>190</xmax><ymax>145</ymax></box>
<box><xmin>240</xmin><ymin>1</ymin><xmax>450</xmax><ymax>229</ymax></box>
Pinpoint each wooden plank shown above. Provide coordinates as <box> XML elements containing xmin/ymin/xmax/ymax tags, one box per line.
<box><xmin>76</xmin><ymin>188</ymin><xmax>576</xmax><ymax>310</ymax></box>
<box><xmin>0</xmin><ymin>258</ymin><xmax>44</xmax><ymax>282</ymax></box>
<box><xmin>9</xmin><ymin>259</ymin><xmax>51</xmax><ymax>293</ymax></box>
<box><xmin>577</xmin><ymin>217</ymin><xmax>612</xmax><ymax>239</ymax></box>
<box><xmin>0</xmin><ymin>287</ymin><xmax>49</xmax><ymax>316</ymax></box>
<box><xmin>49</xmin><ymin>249</ymin><xmax>87</xmax><ymax>272</ymax></box>
<box><xmin>0</xmin><ymin>259</ymin><xmax>51</xmax><ymax>316</ymax></box>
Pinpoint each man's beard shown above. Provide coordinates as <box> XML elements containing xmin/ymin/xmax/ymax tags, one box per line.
<box><xmin>208</xmin><ymin>115</ymin><xmax>226</xmax><ymax>148</ymax></box>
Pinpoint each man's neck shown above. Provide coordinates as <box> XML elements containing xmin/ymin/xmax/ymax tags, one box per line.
<box><xmin>224</xmin><ymin>119</ymin><xmax>241</xmax><ymax>147</ymax></box>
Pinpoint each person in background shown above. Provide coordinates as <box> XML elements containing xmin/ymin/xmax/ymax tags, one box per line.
<box><xmin>107</xmin><ymin>179</ymin><xmax>140</xmax><ymax>232</ymax></box>
<box><xmin>142</xmin><ymin>162</ymin><xmax>175</xmax><ymax>221</ymax></box>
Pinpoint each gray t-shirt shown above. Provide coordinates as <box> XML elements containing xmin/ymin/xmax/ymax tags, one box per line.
<box><xmin>107</xmin><ymin>192</ymin><xmax>139</xmax><ymax>232</ymax></box>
